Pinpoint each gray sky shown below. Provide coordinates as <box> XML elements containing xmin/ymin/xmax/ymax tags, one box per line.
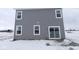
<box><xmin>0</xmin><ymin>8</ymin><xmax>15</xmax><ymax>30</ymax></box>
<box><xmin>63</xmin><ymin>8</ymin><xmax>79</xmax><ymax>30</ymax></box>
<box><xmin>0</xmin><ymin>8</ymin><xmax>79</xmax><ymax>30</ymax></box>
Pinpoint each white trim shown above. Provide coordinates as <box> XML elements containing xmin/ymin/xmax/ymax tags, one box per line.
<box><xmin>16</xmin><ymin>25</ymin><xmax>22</xmax><ymax>36</ymax></box>
<box><xmin>16</xmin><ymin>11</ymin><xmax>22</xmax><ymax>20</ymax></box>
<box><xmin>33</xmin><ymin>25</ymin><xmax>40</xmax><ymax>35</ymax></box>
<box><xmin>48</xmin><ymin>26</ymin><xmax>61</xmax><ymax>39</ymax></box>
<box><xmin>55</xmin><ymin>9</ymin><xmax>62</xmax><ymax>18</ymax></box>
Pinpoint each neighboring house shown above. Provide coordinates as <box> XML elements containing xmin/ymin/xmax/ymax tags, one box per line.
<box><xmin>13</xmin><ymin>8</ymin><xmax>65</xmax><ymax>41</ymax></box>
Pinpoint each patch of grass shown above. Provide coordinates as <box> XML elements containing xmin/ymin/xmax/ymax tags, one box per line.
<box><xmin>61</xmin><ymin>41</ymin><xmax>79</xmax><ymax>46</ymax></box>
<box><xmin>69</xmin><ymin>47</ymin><xmax>74</xmax><ymax>50</ymax></box>
<box><xmin>46</xmin><ymin>43</ymin><xmax>51</xmax><ymax>46</ymax></box>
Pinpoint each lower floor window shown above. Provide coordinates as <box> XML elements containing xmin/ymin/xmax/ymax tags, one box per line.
<box><xmin>16</xmin><ymin>25</ymin><xmax>22</xmax><ymax>35</ymax></box>
<box><xmin>33</xmin><ymin>25</ymin><xmax>40</xmax><ymax>35</ymax></box>
<box><xmin>48</xmin><ymin>26</ymin><xmax>61</xmax><ymax>39</ymax></box>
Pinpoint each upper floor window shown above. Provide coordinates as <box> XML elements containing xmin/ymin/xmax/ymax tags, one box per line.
<box><xmin>55</xmin><ymin>9</ymin><xmax>62</xmax><ymax>18</ymax></box>
<box><xmin>16</xmin><ymin>11</ymin><xmax>22</xmax><ymax>20</ymax></box>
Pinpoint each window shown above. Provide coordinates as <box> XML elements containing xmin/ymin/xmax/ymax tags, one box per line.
<box><xmin>16</xmin><ymin>25</ymin><xmax>22</xmax><ymax>35</ymax></box>
<box><xmin>55</xmin><ymin>9</ymin><xmax>62</xmax><ymax>18</ymax></box>
<box><xmin>48</xmin><ymin>26</ymin><xmax>61</xmax><ymax>39</ymax></box>
<box><xmin>33</xmin><ymin>25</ymin><xmax>40</xmax><ymax>35</ymax></box>
<box><xmin>16</xmin><ymin>11</ymin><xmax>22</xmax><ymax>20</ymax></box>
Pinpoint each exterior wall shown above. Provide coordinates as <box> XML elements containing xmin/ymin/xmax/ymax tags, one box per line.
<box><xmin>14</xmin><ymin>8</ymin><xmax>65</xmax><ymax>40</ymax></box>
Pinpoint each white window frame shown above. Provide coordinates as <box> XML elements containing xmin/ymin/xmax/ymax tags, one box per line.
<box><xmin>16</xmin><ymin>11</ymin><xmax>22</xmax><ymax>20</ymax></box>
<box><xmin>48</xmin><ymin>26</ymin><xmax>61</xmax><ymax>39</ymax></box>
<box><xmin>16</xmin><ymin>25</ymin><xmax>22</xmax><ymax>36</ymax></box>
<box><xmin>33</xmin><ymin>25</ymin><xmax>40</xmax><ymax>35</ymax></box>
<box><xmin>55</xmin><ymin>9</ymin><xmax>62</xmax><ymax>18</ymax></box>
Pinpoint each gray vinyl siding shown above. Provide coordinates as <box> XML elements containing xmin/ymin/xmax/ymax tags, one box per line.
<box><xmin>14</xmin><ymin>8</ymin><xmax>65</xmax><ymax>40</ymax></box>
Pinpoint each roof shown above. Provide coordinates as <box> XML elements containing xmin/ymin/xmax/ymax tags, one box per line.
<box><xmin>14</xmin><ymin>8</ymin><xmax>62</xmax><ymax>11</ymax></box>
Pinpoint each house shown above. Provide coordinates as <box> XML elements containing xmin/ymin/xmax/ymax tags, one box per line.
<box><xmin>13</xmin><ymin>8</ymin><xmax>65</xmax><ymax>41</ymax></box>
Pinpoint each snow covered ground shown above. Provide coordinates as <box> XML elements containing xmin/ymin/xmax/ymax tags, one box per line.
<box><xmin>0</xmin><ymin>31</ymin><xmax>79</xmax><ymax>50</ymax></box>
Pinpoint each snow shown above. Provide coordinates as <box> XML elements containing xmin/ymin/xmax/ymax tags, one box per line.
<box><xmin>0</xmin><ymin>31</ymin><xmax>79</xmax><ymax>50</ymax></box>
<box><xmin>65</xmin><ymin>31</ymin><xmax>79</xmax><ymax>43</ymax></box>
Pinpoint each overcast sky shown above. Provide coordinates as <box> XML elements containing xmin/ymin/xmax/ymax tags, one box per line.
<box><xmin>0</xmin><ymin>8</ymin><xmax>15</xmax><ymax>30</ymax></box>
<box><xmin>63</xmin><ymin>8</ymin><xmax>79</xmax><ymax>30</ymax></box>
<box><xmin>0</xmin><ymin>8</ymin><xmax>79</xmax><ymax>30</ymax></box>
